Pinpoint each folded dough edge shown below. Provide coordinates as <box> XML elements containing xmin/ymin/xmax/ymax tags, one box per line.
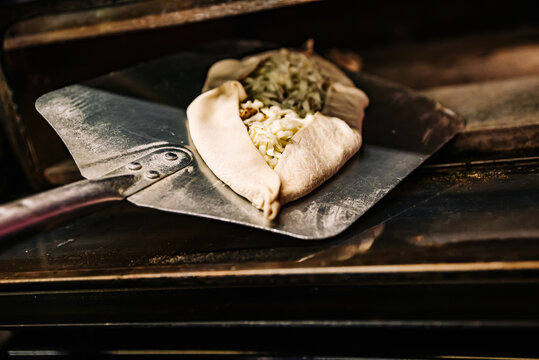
<box><xmin>186</xmin><ymin>80</ymin><xmax>281</xmax><ymax>219</ymax></box>
<box><xmin>189</xmin><ymin>49</ymin><xmax>369</xmax><ymax>218</ymax></box>
<box><xmin>274</xmin><ymin>113</ymin><xmax>362</xmax><ymax>204</ymax></box>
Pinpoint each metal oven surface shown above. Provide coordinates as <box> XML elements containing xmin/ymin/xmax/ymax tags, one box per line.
<box><xmin>0</xmin><ymin>41</ymin><xmax>538</xmax><ymax>328</ymax></box>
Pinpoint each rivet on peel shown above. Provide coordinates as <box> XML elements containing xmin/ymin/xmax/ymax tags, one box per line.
<box><xmin>164</xmin><ymin>152</ymin><xmax>178</xmax><ymax>161</ymax></box>
<box><xmin>127</xmin><ymin>162</ymin><xmax>142</xmax><ymax>171</ymax></box>
<box><xmin>145</xmin><ymin>170</ymin><xmax>160</xmax><ymax>179</ymax></box>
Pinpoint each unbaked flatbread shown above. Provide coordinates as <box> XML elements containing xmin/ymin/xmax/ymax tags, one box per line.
<box><xmin>187</xmin><ymin>49</ymin><xmax>369</xmax><ymax>220</ymax></box>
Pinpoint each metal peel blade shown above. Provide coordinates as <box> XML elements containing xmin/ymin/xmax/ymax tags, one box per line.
<box><xmin>2</xmin><ymin>41</ymin><xmax>464</xmax><ymax>240</ymax></box>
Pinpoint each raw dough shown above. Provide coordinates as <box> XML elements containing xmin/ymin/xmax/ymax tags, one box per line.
<box><xmin>187</xmin><ymin>49</ymin><xmax>369</xmax><ymax>220</ymax></box>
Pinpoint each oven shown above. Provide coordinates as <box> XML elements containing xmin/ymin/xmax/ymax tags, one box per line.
<box><xmin>0</xmin><ymin>0</ymin><xmax>538</xmax><ymax>357</ymax></box>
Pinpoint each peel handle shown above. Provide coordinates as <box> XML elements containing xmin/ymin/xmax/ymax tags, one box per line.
<box><xmin>0</xmin><ymin>175</ymin><xmax>133</xmax><ymax>240</ymax></box>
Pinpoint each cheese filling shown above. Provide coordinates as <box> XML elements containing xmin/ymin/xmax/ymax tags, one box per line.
<box><xmin>241</xmin><ymin>100</ymin><xmax>314</xmax><ymax>169</ymax></box>
<box><xmin>240</xmin><ymin>50</ymin><xmax>328</xmax><ymax>168</ymax></box>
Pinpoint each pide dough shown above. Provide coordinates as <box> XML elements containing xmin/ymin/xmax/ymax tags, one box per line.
<box><xmin>187</xmin><ymin>49</ymin><xmax>369</xmax><ymax>220</ymax></box>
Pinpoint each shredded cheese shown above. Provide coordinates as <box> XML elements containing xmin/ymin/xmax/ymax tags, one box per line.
<box><xmin>240</xmin><ymin>50</ymin><xmax>327</xmax><ymax>168</ymax></box>
<box><xmin>241</xmin><ymin>100</ymin><xmax>313</xmax><ymax>168</ymax></box>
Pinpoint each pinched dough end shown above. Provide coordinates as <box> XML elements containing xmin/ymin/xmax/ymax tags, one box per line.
<box><xmin>187</xmin><ymin>80</ymin><xmax>281</xmax><ymax>220</ymax></box>
<box><xmin>323</xmin><ymin>82</ymin><xmax>369</xmax><ymax>130</ymax></box>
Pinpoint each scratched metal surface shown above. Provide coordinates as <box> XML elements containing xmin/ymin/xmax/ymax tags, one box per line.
<box><xmin>0</xmin><ymin>160</ymin><xmax>537</xmax><ymax>278</ymax></box>
<box><xmin>35</xmin><ymin>40</ymin><xmax>464</xmax><ymax>239</ymax></box>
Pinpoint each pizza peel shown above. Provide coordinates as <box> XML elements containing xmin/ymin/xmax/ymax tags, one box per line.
<box><xmin>0</xmin><ymin>41</ymin><xmax>464</xmax><ymax>240</ymax></box>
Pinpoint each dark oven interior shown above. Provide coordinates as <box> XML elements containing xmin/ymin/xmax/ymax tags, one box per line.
<box><xmin>0</xmin><ymin>0</ymin><xmax>538</xmax><ymax>357</ymax></box>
